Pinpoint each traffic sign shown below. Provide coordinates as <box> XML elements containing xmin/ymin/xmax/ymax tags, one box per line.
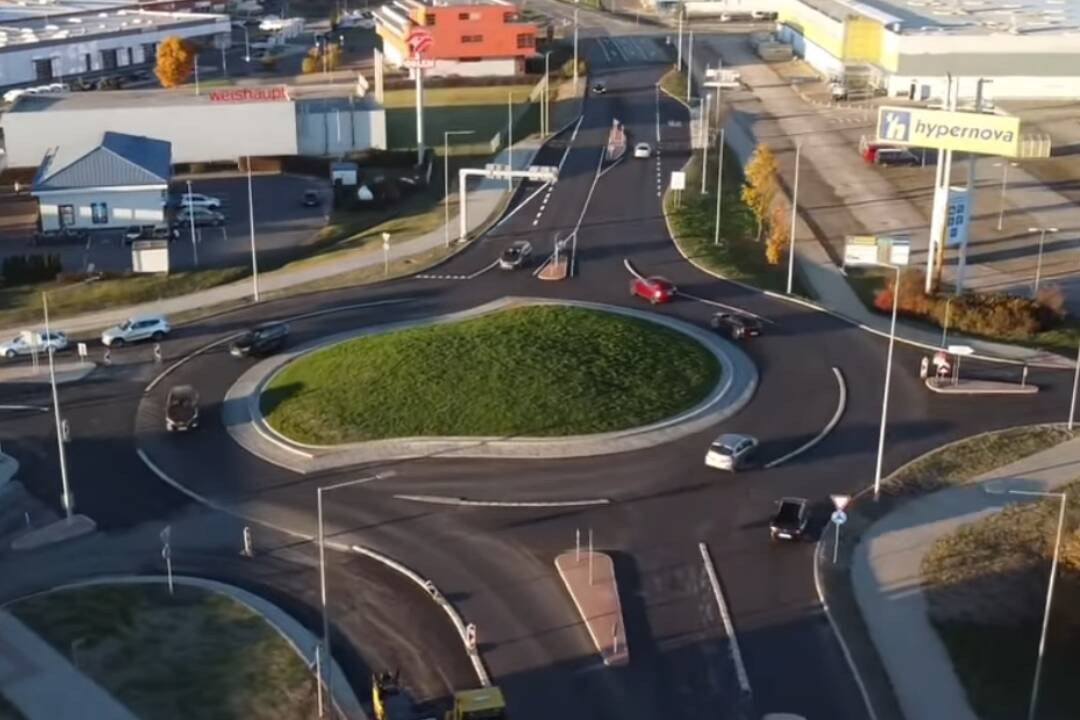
<box><xmin>831</xmin><ymin>510</ymin><xmax>848</xmax><ymax>526</ymax></box>
<box><xmin>670</xmin><ymin>171</ymin><xmax>686</xmax><ymax>191</ymax></box>
<box><xmin>830</xmin><ymin>494</ymin><xmax>851</xmax><ymax>511</ymax></box>
<box><xmin>406</xmin><ymin>27</ymin><xmax>433</xmax><ymax>58</ymax></box>
<box><xmin>403</xmin><ymin>58</ymin><xmax>435</xmax><ymax>69</ymax></box>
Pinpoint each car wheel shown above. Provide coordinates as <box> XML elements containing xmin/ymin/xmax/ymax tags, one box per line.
<box><xmin>111</xmin><ymin>338</ymin><xmax>125</xmax><ymax>347</ymax></box>
<box><xmin>709</xmin><ymin>317</ymin><xmax>721</xmax><ymax>329</ymax></box>
<box><xmin>4</xmin><ymin>350</ymin><xmax>15</xmax><ymax>359</ymax></box>
<box><xmin>152</xmin><ymin>331</ymin><xmax>164</xmax><ymax>341</ymax></box>
<box><xmin>649</xmin><ymin>296</ymin><xmax>659</xmax><ymax>305</ymax></box>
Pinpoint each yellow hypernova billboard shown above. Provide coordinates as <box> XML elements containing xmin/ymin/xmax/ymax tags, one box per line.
<box><xmin>876</xmin><ymin>107</ymin><xmax>1020</xmax><ymax>157</ymax></box>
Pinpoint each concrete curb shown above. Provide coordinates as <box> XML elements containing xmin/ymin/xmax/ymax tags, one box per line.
<box><xmin>349</xmin><ymin>544</ymin><xmax>490</xmax><ymax>688</ymax></box>
<box><xmin>392</xmin><ymin>494</ymin><xmax>611</xmax><ymax>508</ymax></box>
<box><xmin>764</xmin><ymin>367</ymin><xmax>846</xmax><ymax>468</ymax></box>
<box><xmin>223</xmin><ymin>297</ymin><xmax>758</xmax><ymax>472</ymax></box>
<box><xmin>923</xmin><ymin>378</ymin><xmax>1039</xmax><ymax>395</ymax></box>
<box><xmin>1</xmin><ymin>575</ymin><xmax>366</xmax><ymax>720</ymax></box>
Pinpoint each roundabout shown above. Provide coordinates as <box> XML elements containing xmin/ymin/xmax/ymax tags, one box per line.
<box><xmin>223</xmin><ymin>298</ymin><xmax>757</xmax><ymax>470</ymax></box>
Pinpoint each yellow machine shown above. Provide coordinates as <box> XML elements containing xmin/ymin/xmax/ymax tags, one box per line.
<box><xmin>444</xmin><ymin>687</ymin><xmax>508</xmax><ymax>720</ymax></box>
<box><xmin>372</xmin><ymin>672</ymin><xmax>413</xmax><ymax>720</ymax></box>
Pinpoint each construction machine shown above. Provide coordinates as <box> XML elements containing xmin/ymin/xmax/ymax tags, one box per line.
<box><xmin>445</xmin><ymin>687</ymin><xmax>507</xmax><ymax>720</ymax></box>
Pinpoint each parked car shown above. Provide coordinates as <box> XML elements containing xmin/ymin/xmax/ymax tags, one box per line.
<box><xmin>165</xmin><ymin>385</ymin><xmax>200</xmax><ymax>431</ymax></box>
<box><xmin>229</xmin><ymin>322</ymin><xmax>289</xmax><ymax>358</ymax></box>
<box><xmin>633</xmin><ymin>142</ymin><xmax>652</xmax><ymax>159</ymax></box>
<box><xmin>498</xmin><ymin>240</ymin><xmax>533</xmax><ymax>270</ymax></box>
<box><xmin>339</xmin><ymin>10</ymin><xmax>375</xmax><ymax>28</ymax></box>
<box><xmin>875</xmin><ymin>148</ymin><xmax>920</xmax><ymax>166</ymax></box>
<box><xmin>630</xmin><ymin>276</ymin><xmax>676</xmax><ymax>304</ymax></box>
<box><xmin>0</xmin><ymin>330</ymin><xmax>68</xmax><ymax>358</ymax></box>
<box><xmin>751</xmin><ymin>10</ymin><xmax>778</xmax><ymax>19</ymax></box>
<box><xmin>592</xmin><ymin>82</ymin><xmax>606</xmax><ymax>95</ymax></box>
<box><xmin>101</xmin><ymin>315</ymin><xmax>171</xmax><ymax>347</ymax></box>
<box><xmin>302</xmin><ymin>189</ymin><xmax>321</xmax><ymax>207</ymax></box>
<box><xmin>174</xmin><ymin>192</ymin><xmax>222</xmax><ymax>210</ymax></box>
<box><xmin>704</xmin><ymin>432</ymin><xmax>758</xmax><ymax>471</ymax></box>
<box><xmin>770</xmin><ymin>497</ymin><xmax>809</xmax><ymax>541</ymax></box>
<box><xmin>124</xmin><ymin>225</ymin><xmax>178</xmax><ymax>244</ymax></box>
<box><xmin>174</xmin><ymin>207</ymin><xmax>226</xmax><ymax>227</ymax></box>
<box><xmin>710</xmin><ymin>312</ymin><xmax>763</xmax><ymax>340</ymax></box>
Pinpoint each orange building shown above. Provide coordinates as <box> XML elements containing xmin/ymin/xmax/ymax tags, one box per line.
<box><xmin>375</xmin><ymin>0</ymin><xmax>537</xmax><ymax>77</ymax></box>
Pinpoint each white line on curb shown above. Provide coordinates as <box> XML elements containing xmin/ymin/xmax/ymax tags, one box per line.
<box><xmin>393</xmin><ymin>494</ymin><xmax>611</xmax><ymax>508</ymax></box>
<box><xmin>570</xmin><ymin>147</ymin><xmax>607</xmax><ymax>279</ymax></box>
<box><xmin>0</xmin><ymin>404</ymin><xmax>49</xmax><ymax>413</ymax></box>
<box><xmin>699</xmin><ymin>542</ymin><xmax>751</xmax><ymax>697</ymax></box>
<box><xmin>764</xmin><ymin>367</ymin><xmax>847</xmax><ymax>468</ymax></box>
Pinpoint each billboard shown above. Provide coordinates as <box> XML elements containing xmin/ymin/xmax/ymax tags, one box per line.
<box><xmin>844</xmin><ymin>234</ymin><xmax>910</xmax><ymax>267</ymax></box>
<box><xmin>876</xmin><ymin>106</ymin><xmax>1020</xmax><ymax>157</ymax></box>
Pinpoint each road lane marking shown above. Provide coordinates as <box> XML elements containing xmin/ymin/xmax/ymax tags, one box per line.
<box><xmin>393</xmin><ymin>494</ymin><xmax>611</xmax><ymax>508</ymax></box>
<box><xmin>764</xmin><ymin>367</ymin><xmax>847</xmax><ymax>468</ymax></box>
<box><xmin>699</xmin><ymin>542</ymin><xmax>752</xmax><ymax>699</ymax></box>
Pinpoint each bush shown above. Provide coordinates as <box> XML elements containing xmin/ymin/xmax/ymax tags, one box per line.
<box><xmin>874</xmin><ymin>269</ymin><xmax>1059</xmax><ymax>337</ymax></box>
<box><xmin>560</xmin><ymin>58</ymin><xmax>587</xmax><ymax>79</ymax></box>
<box><xmin>2</xmin><ymin>253</ymin><xmax>62</xmax><ymax>286</ymax></box>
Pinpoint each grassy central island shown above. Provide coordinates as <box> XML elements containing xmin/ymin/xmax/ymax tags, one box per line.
<box><xmin>262</xmin><ymin>305</ymin><xmax>721</xmax><ymax>444</ymax></box>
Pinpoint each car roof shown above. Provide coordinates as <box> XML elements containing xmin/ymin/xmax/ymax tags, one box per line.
<box><xmin>129</xmin><ymin>314</ymin><xmax>166</xmax><ymax>323</ymax></box>
<box><xmin>168</xmin><ymin>384</ymin><xmax>197</xmax><ymax>397</ymax></box>
<box><xmin>713</xmin><ymin>433</ymin><xmax>754</xmax><ymax>446</ymax></box>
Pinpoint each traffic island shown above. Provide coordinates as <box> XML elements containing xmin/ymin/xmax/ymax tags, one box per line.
<box><xmin>537</xmin><ymin>256</ymin><xmax>568</xmax><ymax>281</ymax></box>
<box><xmin>924</xmin><ymin>378</ymin><xmax>1039</xmax><ymax>395</ymax></box>
<box><xmin>555</xmin><ymin>551</ymin><xmax>628</xmax><ymax>667</ymax></box>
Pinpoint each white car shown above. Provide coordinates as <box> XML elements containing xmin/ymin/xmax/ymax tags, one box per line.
<box><xmin>339</xmin><ymin>10</ymin><xmax>375</xmax><ymax>28</ymax></box>
<box><xmin>0</xmin><ymin>330</ymin><xmax>68</xmax><ymax>358</ymax></box>
<box><xmin>3</xmin><ymin>88</ymin><xmax>26</xmax><ymax>103</ymax></box>
<box><xmin>704</xmin><ymin>433</ymin><xmax>759</xmax><ymax>471</ymax></box>
<box><xmin>101</xmin><ymin>315</ymin><xmax>171</xmax><ymax>347</ymax></box>
<box><xmin>633</xmin><ymin>142</ymin><xmax>652</xmax><ymax>159</ymax></box>
<box><xmin>176</xmin><ymin>192</ymin><xmax>222</xmax><ymax>211</ymax></box>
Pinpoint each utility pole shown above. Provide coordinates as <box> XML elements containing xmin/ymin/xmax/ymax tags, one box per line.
<box><xmin>572</xmin><ymin>0</ymin><xmax>579</xmax><ymax>94</ymax></box>
<box><xmin>701</xmin><ymin>93</ymin><xmax>710</xmax><ymax>193</ymax></box>
<box><xmin>444</xmin><ymin>129</ymin><xmax>474</xmax><ymax>248</ymax></box>
<box><xmin>186</xmin><ymin>180</ymin><xmax>198</xmax><ymax>267</ymax></box>
<box><xmin>507</xmin><ymin>92</ymin><xmax>513</xmax><ymax>191</ymax></box>
<box><xmin>42</xmin><ymin>292</ymin><xmax>73</xmax><ymax>522</ymax></box>
<box><xmin>956</xmin><ymin>78</ymin><xmax>989</xmax><ymax>295</ymax></box>
<box><xmin>246</xmin><ymin>157</ymin><xmax>259</xmax><ymax>302</ymax></box>
<box><xmin>787</xmin><ymin>142</ymin><xmax>801</xmax><ymax>295</ymax></box>
<box><xmin>686</xmin><ymin>31</ymin><xmax>694</xmax><ymax>102</ymax></box>
<box><xmin>676</xmin><ymin>2</ymin><xmax>683</xmax><ymax>70</ymax></box>
<box><xmin>414</xmin><ymin>64</ymin><xmax>425</xmax><ymax>165</ymax></box>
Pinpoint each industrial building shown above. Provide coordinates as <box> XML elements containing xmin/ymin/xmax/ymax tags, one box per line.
<box><xmin>0</xmin><ymin>0</ymin><xmax>231</xmax><ymax>91</ymax></box>
<box><xmin>32</xmin><ymin>131</ymin><xmax>170</xmax><ymax>231</ymax></box>
<box><xmin>374</xmin><ymin>0</ymin><xmax>537</xmax><ymax>77</ymax></box>
<box><xmin>1</xmin><ymin>85</ymin><xmax>388</xmax><ymax>169</ymax></box>
<box><xmin>682</xmin><ymin>0</ymin><xmax>1080</xmax><ymax>100</ymax></box>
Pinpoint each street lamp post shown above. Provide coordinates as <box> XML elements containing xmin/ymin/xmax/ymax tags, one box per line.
<box><xmin>444</xmin><ymin>130</ymin><xmax>474</xmax><ymax>248</ymax></box>
<box><xmin>572</xmin><ymin>0</ymin><xmax>579</xmax><ymax>93</ymax></box>
<box><xmin>1069</xmin><ymin>338</ymin><xmax>1080</xmax><ymax>431</ymax></box>
<box><xmin>714</xmin><ymin>127</ymin><xmax>724</xmax><ymax>246</ymax></box>
<box><xmin>315</xmin><ymin>472</ymin><xmax>393</xmax><ymax>717</ymax></box>
<box><xmin>242</xmin><ymin>24</ymin><xmax>250</xmax><ymax>62</ymax></box>
<box><xmin>874</xmin><ymin>264</ymin><xmax>902</xmax><ymax>501</ymax></box>
<box><xmin>941</xmin><ymin>295</ymin><xmax>953</xmax><ymax>348</ymax></box>
<box><xmin>994</xmin><ymin>160</ymin><xmax>1018</xmax><ymax>232</ymax></box>
<box><xmin>543</xmin><ymin>51</ymin><xmax>552</xmax><ymax>136</ymax></box>
<box><xmin>186</xmin><ymin>180</ymin><xmax>198</xmax><ymax>267</ymax></box>
<box><xmin>1028</xmin><ymin>226</ymin><xmax>1058</xmax><ymax>297</ymax></box>
<box><xmin>246</xmin><ymin>157</ymin><xmax>259</xmax><ymax>302</ymax></box>
<box><xmin>1009</xmin><ymin>489</ymin><xmax>1067</xmax><ymax>720</ymax></box>
<box><xmin>42</xmin><ymin>292</ymin><xmax>74</xmax><ymax>522</ymax></box>
<box><xmin>701</xmin><ymin>93</ymin><xmax>710</xmax><ymax>193</ymax></box>
<box><xmin>787</xmin><ymin>142</ymin><xmax>801</xmax><ymax>295</ymax></box>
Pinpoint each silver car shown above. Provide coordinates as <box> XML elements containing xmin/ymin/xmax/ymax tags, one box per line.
<box><xmin>705</xmin><ymin>433</ymin><xmax>758</xmax><ymax>471</ymax></box>
<box><xmin>0</xmin><ymin>329</ymin><xmax>68</xmax><ymax>358</ymax></box>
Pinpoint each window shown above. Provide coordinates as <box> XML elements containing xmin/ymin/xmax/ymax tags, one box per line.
<box><xmin>84</xmin><ymin>53</ymin><xmax>93</xmax><ymax>72</ymax></box>
<box><xmin>458</xmin><ymin>11</ymin><xmax>479</xmax><ymax>19</ymax></box>
<box><xmin>126</xmin><ymin>47</ymin><xmax>134</xmax><ymax>65</ymax></box>
<box><xmin>461</xmin><ymin>34</ymin><xmax>483</xmax><ymax>43</ymax></box>
<box><xmin>516</xmin><ymin>33</ymin><xmax>534</xmax><ymax>48</ymax></box>
<box><xmin>458</xmin><ymin>12</ymin><xmax>468</xmax><ymax>19</ymax></box>
<box><xmin>58</xmin><ymin>205</ymin><xmax>74</xmax><ymax>228</ymax></box>
<box><xmin>33</xmin><ymin>58</ymin><xmax>54</xmax><ymax>81</ymax></box>
<box><xmin>100</xmin><ymin>48</ymin><xmax>118</xmax><ymax>70</ymax></box>
<box><xmin>143</xmin><ymin>43</ymin><xmax>156</xmax><ymax>62</ymax></box>
<box><xmin>503</xmin><ymin>11</ymin><xmax>515</xmax><ymax>22</ymax></box>
<box><xmin>424</xmin><ymin>13</ymin><xmax>435</xmax><ymax>25</ymax></box>
<box><xmin>90</xmin><ymin>202</ymin><xmax>108</xmax><ymax>225</ymax></box>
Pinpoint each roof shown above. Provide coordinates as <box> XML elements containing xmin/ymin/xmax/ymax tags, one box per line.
<box><xmin>804</xmin><ymin>0</ymin><xmax>1080</xmax><ymax>34</ymax></box>
<box><xmin>33</xmin><ymin>131</ymin><xmax>171</xmax><ymax>192</ymax></box>
<box><xmin>0</xmin><ymin>6</ymin><xmax>228</xmax><ymax>50</ymax></box>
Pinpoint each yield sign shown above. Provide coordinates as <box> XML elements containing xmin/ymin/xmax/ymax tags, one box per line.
<box><xmin>830</xmin><ymin>494</ymin><xmax>851</xmax><ymax>511</ymax></box>
<box><xmin>406</xmin><ymin>27</ymin><xmax>433</xmax><ymax>58</ymax></box>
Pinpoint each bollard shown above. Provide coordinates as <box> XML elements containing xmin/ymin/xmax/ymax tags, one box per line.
<box><xmin>241</xmin><ymin>526</ymin><xmax>253</xmax><ymax>557</ymax></box>
<box><xmin>465</xmin><ymin>623</ymin><xmax>477</xmax><ymax>652</ymax></box>
<box><xmin>103</xmin><ymin>349</ymin><xmax>112</xmax><ymax>366</ymax></box>
<box><xmin>153</xmin><ymin>343</ymin><xmax>163</xmax><ymax>364</ymax></box>
<box><xmin>1022</xmin><ymin>365</ymin><xmax>1029</xmax><ymax>387</ymax></box>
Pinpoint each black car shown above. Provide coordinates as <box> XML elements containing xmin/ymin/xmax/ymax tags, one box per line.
<box><xmin>710</xmin><ymin>312</ymin><xmax>763</xmax><ymax>340</ymax></box>
<box><xmin>592</xmin><ymin>82</ymin><xmax>606</xmax><ymax>94</ymax></box>
<box><xmin>229</xmin><ymin>322</ymin><xmax>289</xmax><ymax>358</ymax></box>
<box><xmin>165</xmin><ymin>385</ymin><xmax>199</xmax><ymax>431</ymax></box>
<box><xmin>769</xmin><ymin>497</ymin><xmax>809</xmax><ymax>541</ymax></box>
<box><xmin>302</xmin><ymin>189</ymin><xmax>321</xmax><ymax>207</ymax></box>
<box><xmin>498</xmin><ymin>240</ymin><xmax>533</xmax><ymax>270</ymax></box>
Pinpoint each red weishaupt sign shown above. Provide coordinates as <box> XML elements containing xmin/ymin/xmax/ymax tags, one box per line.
<box><xmin>207</xmin><ymin>86</ymin><xmax>290</xmax><ymax>103</ymax></box>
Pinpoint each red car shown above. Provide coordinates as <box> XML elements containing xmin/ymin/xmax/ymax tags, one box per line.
<box><xmin>630</xmin><ymin>276</ymin><xmax>677</xmax><ymax>304</ymax></box>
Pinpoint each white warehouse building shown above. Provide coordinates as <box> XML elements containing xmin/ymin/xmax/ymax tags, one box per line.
<box><xmin>0</xmin><ymin>0</ymin><xmax>231</xmax><ymax>91</ymax></box>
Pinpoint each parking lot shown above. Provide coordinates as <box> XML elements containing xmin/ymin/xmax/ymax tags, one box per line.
<box><xmin>14</xmin><ymin>172</ymin><xmax>328</xmax><ymax>275</ymax></box>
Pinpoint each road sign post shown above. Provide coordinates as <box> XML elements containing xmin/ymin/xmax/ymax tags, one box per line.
<box><xmin>160</xmin><ymin>525</ymin><xmax>174</xmax><ymax>595</ymax></box>
<box><xmin>382</xmin><ymin>232</ymin><xmax>391</xmax><ymax>276</ymax></box>
<box><xmin>830</xmin><ymin>509</ymin><xmax>847</xmax><ymax>564</ymax></box>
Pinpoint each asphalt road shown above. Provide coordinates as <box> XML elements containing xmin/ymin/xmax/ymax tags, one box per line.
<box><xmin>3</xmin><ymin>26</ymin><xmax>1078</xmax><ymax>720</ymax></box>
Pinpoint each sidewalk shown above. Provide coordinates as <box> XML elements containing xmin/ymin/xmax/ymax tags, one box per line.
<box><xmin>851</xmin><ymin>435</ymin><xmax>1080</xmax><ymax>720</ymax></box>
<box><xmin>0</xmin><ymin>135</ymin><xmax>547</xmax><ymax>341</ymax></box>
<box><xmin>685</xmin><ymin>38</ymin><xmax>1074</xmax><ymax>368</ymax></box>
<box><xmin>0</xmin><ymin>611</ymin><xmax>138</xmax><ymax>720</ymax></box>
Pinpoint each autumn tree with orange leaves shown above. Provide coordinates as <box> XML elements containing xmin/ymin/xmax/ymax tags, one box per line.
<box><xmin>155</xmin><ymin>36</ymin><xmax>197</xmax><ymax>88</ymax></box>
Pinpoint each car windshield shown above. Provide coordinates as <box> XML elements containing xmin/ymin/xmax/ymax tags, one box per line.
<box><xmin>710</xmin><ymin>443</ymin><xmax>735</xmax><ymax>455</ymax></box>
<box><xmin>120</xmin><ymin>321</ymin><xmax>132</xmax><ymax>331</ymax></box>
